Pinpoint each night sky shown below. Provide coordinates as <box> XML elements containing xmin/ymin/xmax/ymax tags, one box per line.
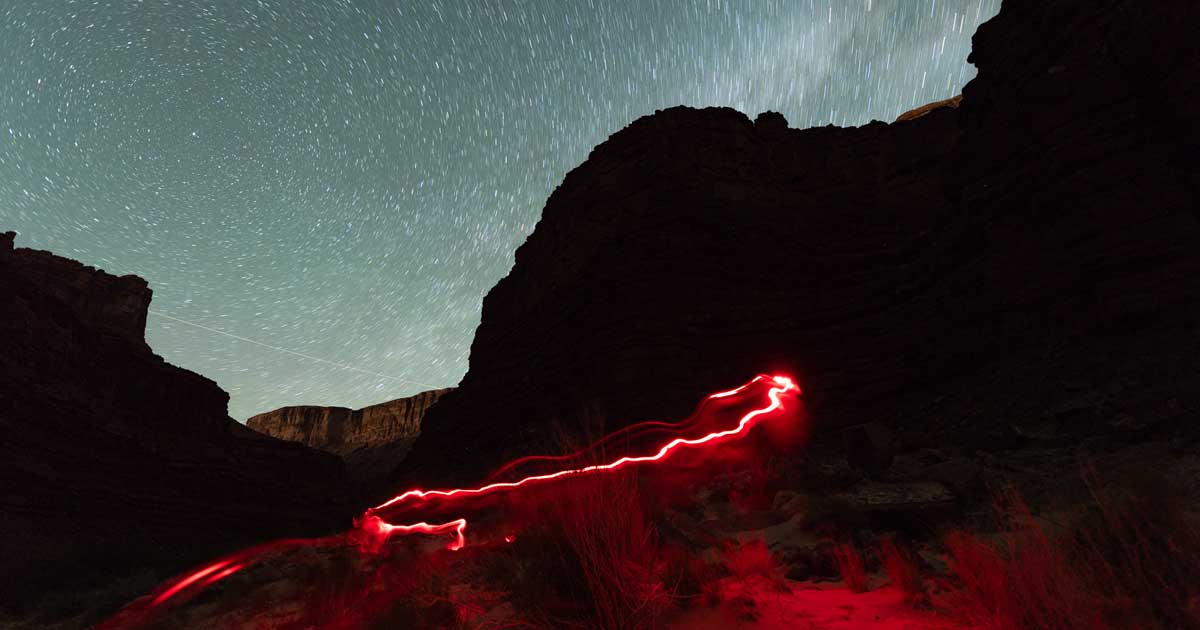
<box><xmin>1</xmin><ymin>0</ymin><xmax>999</xmax><ymax>420</ymax></box>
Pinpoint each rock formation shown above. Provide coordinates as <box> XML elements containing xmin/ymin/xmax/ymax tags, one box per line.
<box><xmin>247</xmin><ymin>388</ymin><xmax>451</xmax><ymax>456</ymax></box>
<box><xmin>0</xmin><ymin>232</ymin><xmax>350</xmax><ymax>623</ymax></box>
<box><xmin>7</xmin><ymin>0</ymin><xmax>1200</xmax><ymax>624</ymax></box>
<box><xmin>397</xmin><ymin>0</ymin><xmax>1200</xmax><ymax>490</ymax></box>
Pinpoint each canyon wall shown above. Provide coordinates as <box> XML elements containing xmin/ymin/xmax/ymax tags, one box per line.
<box><xmin>0</xmin><ymin>231</ymin><xmax>350</xmax><ymax>619</ymax></box>
<box><xmin>397</xmin><ymin>0</ymin><xmax>1200</xmax><ymax>489</ymax></box>
<box><xmin>248</xmin><ymin>388</ymin><xmax>451</xmax><ymax>456</ymax></box>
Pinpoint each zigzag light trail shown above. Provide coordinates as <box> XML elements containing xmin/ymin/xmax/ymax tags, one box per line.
<box><xmin>480</xmin><ymin>376</ymin><xmax>761</xmax><ymax>484</ymax></box>
<box><xmin>363</xmin><ymin>374</ymin><xmax>800</xmax><ymax>551</ymax></box>
<box><xmin>127</xmin><ymin>373</ymin><xmax>800</xmax><ymax>619</ymax></box>
<box><xmin>372</xmin><ymin>375</ymin><xmax>778</xmax><ymax>514</ymax></box>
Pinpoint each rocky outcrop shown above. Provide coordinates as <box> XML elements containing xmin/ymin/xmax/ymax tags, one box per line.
<box><xmin>247</xmin><ymin>388</ymin><xmax>451</xmax><ymax>456</ymax></box>
<box><xmin>0</xmin><ymin>232</ymin><xmax>350</xmax><ymax>623</ymax></box>
<box><xmin>894</xmin><ymin>95</ymin><xmax>961</xmax><ymax>122</ymax></box>
<box><xmin>0</xmin><ymin>231</ymin><xmax>150</xmax><ymax>346</ymax></box>
<box><xmin>397</xmin><ymin>0</ymin><xmax>1200</xmax><ymax>490</ymax></box>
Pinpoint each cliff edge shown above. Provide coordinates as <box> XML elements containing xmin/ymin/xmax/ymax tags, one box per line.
<box><xmin>247</xmin><ymin>388</ymin><xmax>451</xmax><ymax>456</ymax></box>
<box><xmin>0</xmin><ymin>232</ymin><xmax>351</xmax><ymax>623</ymax></box>
<box><xmin>397</xmin><ymin>0</ymin><xmax>1200</xmax><ymax>489</ymax></box>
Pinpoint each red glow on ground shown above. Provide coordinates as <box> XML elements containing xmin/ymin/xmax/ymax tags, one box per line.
<box><xmin>113</xmin><ymin>374</ymin><xmax>799</xmax><ymax>625</ymax></box>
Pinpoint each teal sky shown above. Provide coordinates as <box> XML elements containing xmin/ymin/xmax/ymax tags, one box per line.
<box><xmin>0</xmin><ymin>0</ymin><xmax>999</xmax><ymax>419</ymax></box>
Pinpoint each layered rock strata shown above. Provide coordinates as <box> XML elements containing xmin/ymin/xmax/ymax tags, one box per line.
<box><xmin>247</xmin><ymin>388</ymin><xmax>451</xmax><ymax>456</ymax></box>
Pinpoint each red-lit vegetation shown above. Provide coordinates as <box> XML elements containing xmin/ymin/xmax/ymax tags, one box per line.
<box><xmin>833</xmin><ymin>542</ymin><xmax>868</xmax><ymax>593</ymax></box>
<box><xmin>363</xmin><ymin>375</ymin><xmax>798</xmax><ymax>553</ymax></box>
<box><xmin>721</xmin><ymin>538</ymin><xmax>777</xmax><ymax>581</ymax></box>
<box><xmin>537</xmin><ymin>472</ymin><xmax>673</xmax><ymax>628</ymax></box>
<box><xmin>460</xmin><ymin>469</ymin><xmax>727</xmax><ymax>629</ymax></box>
<box><xmin>102</xmin><ymin>376</ymin><xmax>802</xmax><ymax>629</ymax></box>
<box><xmin>879</xmin><ymin>537</ymin><xmax>927</xmax><ymax>608</ymax></box>
<box><xmin>107</xmin><ymin>467</ymin><xmax>1200</xmax><ymax>629</ymax></box>
<box><xmin>944</xmin><ymin>478</ymin><xmax>1200</xmax><ymax>630</ymax></box>
<box><xmin>115</xmin><ymin>374</ymin><xmax>797</xmax><ymax>624</ymax></box>
<box><xmin>101</xmin><ymin>370</ymin><xmax>1200</xmax><ymax>629</ymax></box>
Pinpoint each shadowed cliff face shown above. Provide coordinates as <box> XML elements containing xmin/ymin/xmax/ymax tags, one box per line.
<box><xmin>398</xmin><ymin>0</ymin><xmax>1200</xmax><ymax>489</ymax></box>
<box><xmin>0</xmin><ymin>232</ymin><xmax>350</xmax><ymax>622</ymax></box>
<box><xmin>247</xmin><ymin>388</ymin><xmax>452</xmax><ymax>456</ymax></box>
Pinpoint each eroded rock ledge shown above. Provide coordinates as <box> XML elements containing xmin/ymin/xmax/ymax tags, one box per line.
<box><xmin>248</xmin><ymin>388</ymin><xmax>452</xmax><ymax>456</ymax></box>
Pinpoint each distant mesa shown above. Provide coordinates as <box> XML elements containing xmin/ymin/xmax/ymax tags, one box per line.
<box><xmin>248</xmin><ymin>388</ymin><xmax>453</xmax><ymax>456</ymax></box>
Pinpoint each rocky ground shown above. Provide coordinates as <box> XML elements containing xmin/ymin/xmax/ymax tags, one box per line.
<box><xmin>5</xmin><ymin>0</ymin><xmax>1199</xmax><ymax>626</ymax></box>
<box><xmin>95</xmin><ymin>433</ymin><xmax>1200</xmax><ymax>628</ymax></box>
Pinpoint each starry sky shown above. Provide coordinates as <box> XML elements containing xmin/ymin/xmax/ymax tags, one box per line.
<box><xmin>1</xmin><ymin>0</ymin><xmax>999</xmax><ymax>420</ymax></box>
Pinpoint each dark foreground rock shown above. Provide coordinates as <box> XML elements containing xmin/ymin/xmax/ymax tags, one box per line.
<box><xmin>7</xmin><ymin>0</ymin><xmax>1200</xmax><ymax>625</ymax></box>
<box><xmin>398</xmin><ymin>0</ymin><xmax>1200</xmax><ymax>490</ymax></box>
<box><xmin>0</xmin><ymin>232</ymin><xmax>350</xmax><ymax>626</ymax></box>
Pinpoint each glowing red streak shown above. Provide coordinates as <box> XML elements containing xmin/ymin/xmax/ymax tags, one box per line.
<box><xmin>123</xmin><ymin>374</ymin><xmax>799</xmax><ymax>619</ymax></box>
<box><xmin>483</xmin><ymin>378</ymin><xmax>760</xmax><ymax>483</ymax></box>
<box><xmin>359</xmin><ymin>515</ymin><xmax>468</xmax><ymax>551</ymax></box>
<box><xmin>366</xmin><ymin>375</ymin><xmax>799</xmax><ymax>549</ymax></box>
<box><xmin>150</xmin><ymin>559</ymin><xmax>238</xmax><ymax>606</ymax></box>
<box><xmin>198</xmin><ymin>563</ymin><xmax>245</xmax><ymax>589</ymax></box>
<box><xmin>122</xmin><ymin>538</ymin><xmax>318</xmax><ymax>622</ymax></box>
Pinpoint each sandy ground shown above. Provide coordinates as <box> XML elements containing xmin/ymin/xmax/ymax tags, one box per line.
<box><xmin>668</xmin><ymin>577</ymin><xmax>964</xmax><ymax>630</ymax></box>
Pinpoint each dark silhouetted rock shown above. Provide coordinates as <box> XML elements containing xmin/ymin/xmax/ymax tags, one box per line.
<box><xmin>0</xmin><ymin>234</ymin><xmax>350</xmax><ymax>622</ymax></box>
<box><xmin>838</xmin><ymin>481</ymin><xmax>956</xmax><ymax>514</ymax></box>
<box><xmin>754</xmin><ymin>110</ymin><xmax>789</xmax><ymax>132</ymax></box>
<box><xmin>397</xmin><ymin>0</ymin><xmax>1200</xmax><ymax>490</ymax></box>
<box><xmin>845</xmin><ymin>422</ymin><xmax>897</xmax><ymax>479</ymax></box>
<box><xmin>894</xmin><ymin>95</ymin><xmax>961</xmax><ymax>122</ymax></box>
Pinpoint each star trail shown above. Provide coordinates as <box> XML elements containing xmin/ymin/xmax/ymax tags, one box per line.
<box><xmin>0</xmin><ymin>0</ymin><xmax>999</xmax><ymax>420</ymax></box>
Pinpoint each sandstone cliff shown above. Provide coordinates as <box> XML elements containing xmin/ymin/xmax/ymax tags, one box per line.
<box><xmin>247</xmin><ymin>388</ymin><xmax>451</xmax><ymax>456</ymax></box>
<box><xmin>397</xmin><ymin>0</ymin><xmax>1200</xmax><ymax>490</ymax></box>
<box><xmin>0</xmin><ymin>232</ymin><xmax>350</xmax><ymax>623</ymax></box>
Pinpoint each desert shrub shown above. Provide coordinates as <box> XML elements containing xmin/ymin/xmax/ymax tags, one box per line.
<box><xmin>945</xmin><ymin>495</ymin><xmax>1104</xmax><ymax>630</ymax></box>
<box><xmin>720</xmin><ymin>538</ymin><xmax>776</xmax><ymax>580</ymax></box>
<box><xmin>555</xmin><ymin>473</ymin><xmax>671</xmax><ymax>629</ymax></box>
<box><xmin>659</xmin><ymin>544</ymin><xmax>721</xmax><ymax>606</ymax></box>
<box><xmin>832</xmin><ymin>542</ymin><xmax>868</xmax><ymax>593</ymax></box>
<box><xmin>495</xmin><ymin>471</ymin><xmax>670</xmax><ymax>629</ymax></box>
<box><xmin>945</xmin><ymin>478</ymin><xmax>1200</xmax><ymax>630</ymax></box>
<box><xmin>304</xmin><ymin>543</ymin><xmax>473</xmax><ymax>630</ymax></box>
<box><xmin>944</xmin><ymin>529</ymin><xmax>1013</xmax><ymax>626</ymax></box>
<box><xmin>879</xmin><ymin>537</ymin><xmax>927</xmax><ymax>607</ymax></box>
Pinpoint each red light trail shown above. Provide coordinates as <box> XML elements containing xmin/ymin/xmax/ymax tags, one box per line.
<box><xmin>150</xmin><ymin>559</ymin><xmax>245</xmax><ymax>607</ymax></box>
<box><xmin>115</xmin><ymin>373</ymin><xmax>800</xmax><ymax>623</ymax></box>
<box><xmin>363</xmin><ymin>375</ymin><xmax>799</xmax><ymax>551</ymax></box>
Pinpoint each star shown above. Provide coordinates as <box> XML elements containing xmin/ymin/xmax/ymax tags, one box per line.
<box><xmin>0</xmin><ymin>0</ymin><xmax>999</xmax><ymax>420</ymax></box>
